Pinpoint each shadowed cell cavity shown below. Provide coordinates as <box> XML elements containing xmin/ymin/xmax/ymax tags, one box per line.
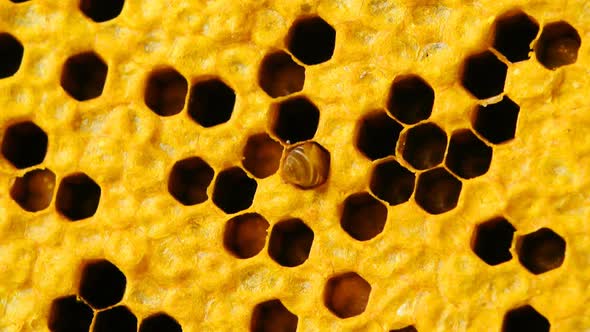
<box><xmin>517</xmin><ymin>227</ymin><xmax>566</xmax><ymax>275</ymax></box>
<box><xmin>56</xmin><ymin>173</ymin><xmax>101</xmax><ymax>221</ymax></box>
<box><xmin>471</xmin><ymin>96</ymin><xmax>520</xmax><ymax>145</ymax></box>
<box><xmin>168</xmin><ymin>157</ymin><xmax>214</xmax><ymax>206</ymax></box>
<box><xmin>139</xmin><ymin>313</ymin><xmax>182</xmax><ymax>332</ymax></box>
<box><xmin>188</xmin><ymin>78</ymin><xmax>236</xmax><ymax>128</ymax></box>
<box><xmin>0</xmin><ymin>33</ymin><xmax>24</xmax><ymax>78</ymax></box>
<box><xmin>212</xmin><ymin>167</ymin><xmax>257</xmax><ymax>214</ymax></box>
<box><xmin>386</xmin><ymin>75</ymin><xmax>435</xmax><ymax>125</ymax></box>
<box><xmin>269</xmin><ymin>96</ymin><xmax>319</xmax><ymax>144</ymax></box>
<box><xmin>269</xmin><ymin>218</ymin><xmax>314</xmax><ymax>267</ymax></box>
<box><xmin>471</xmin><ymin>217</ymin><xmax>515</xmax><ymax>266</ymax></box>
<box><xmin>355</xmin><ymin>110</ymin><xmax>403</xmax><ymax>161</ymax></box>
<box><xmin>10</xmin><ymin>168</ymin><xmax>56</xmax><ymax>212</ymax></box>
<box><xmin>324</xmin><ymin>272</ymin><xmax>371</xmax><ymax>318</ymax></box>
<box><xmin>251</xmin><ymin>299</ymin><xmax>298</xmax><ymax>332</ymax></box>
<box><xmin>61</xmin><ymin>52</ymin><xmax>108</xmax><ymax>101</ymax></box>
<box><xmin>461</xmin><ymin>50</ymin><xmax>507</xmax><ymax>100</ymax></box>
<box><xmin>492</xmin><ymin>9</ymin><xmax>539</xmax><ymax>62</ymax></box>
<box><xmin>242</xmin><ymin>133</ymin><xmax>283</xmax><ymax>179</ymax></box>
<box><xmin>445</xmin><ymin>129</ymin><xmax>492</xmax><ymax>179</ymax></box>
<box><xmin>80</xmin><ymin>0</ymin><xmax>125</xmax><ymax>23</ymax></box>
<box><xmin>48</xmin><ymin>295</ymin><xmax>94</xmax><ymax>332</ymax></box>
<box><xmin>79</xmin><ymin>259</ymin><xmax>126</xmax><ymax>310</ymax></box>
<box><xmin>415</xmin><ymin>167</ymin><xmax>462</xmax><ymax>215</ymax></box>
<box><xmin>258</xmin><ymin>51</ymin><xmax>305</xmax><ymax>98</ymax></box>
<box><xmin>535</xmin><ymin>21</ymin><xmax>581</xmax><ymax>70</ymax></box>
<box><xmin>1</xmin><ymin>121</ymin><xmax>48</xmax><ymax>169</ymax></box>
<box><xmin>224</xmin><ymin>213</ymin><xmax>269</xmax><ymax>259</ymax></box>
<box><xmin>144</xmin><ymin>67</ymin><xmax>188</xmax><ymax>116</ymax></box>
<box><xmin>286</xmin><ymin>16</ymin><xmax>336</xmax><ymax>65</ymax></box>
<box><xmin>340</xmin><ymin>192</ymin><xmax>387</xmax><ymax>241</ymax></box>
<box><xmin>400</xmin><ymin>122</ymin><xmax>447</xmax><ymax>170</ymax></box>
<box><xmin>369</xmin><ymin>158</ymin><xmax>415</xmax><ymax>206</ymax></box>
<box><xmin>502</xmin><ymin>305</ymin><xmax>550</xmax><ymax>332</ymax></box>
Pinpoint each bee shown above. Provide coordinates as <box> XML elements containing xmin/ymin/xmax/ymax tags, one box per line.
<box><xmin>281</xmin><ymin>141</ymin><xmax>330</xmax><ymax>189</ymax></box>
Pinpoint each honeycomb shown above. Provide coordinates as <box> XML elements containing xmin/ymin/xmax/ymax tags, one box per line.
<box><xmin>1</xmin><ymin>0</ymin><xmax>590</xmax><ymax>331</ymax></box>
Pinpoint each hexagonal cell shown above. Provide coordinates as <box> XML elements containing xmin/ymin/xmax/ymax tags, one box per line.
<box><xmin>445</xmin><ymin>129</ymin><xmax>492</xmax><ymax>179</ymax></box>
<box><xmin>502</xmin><ymin>305</ymin><xmax>550</xmax><ymax>332</ymax></box>
<box><xmin>168</xmin><ymin>157</ymin><xmax>214</xmax><ymax>206</ymax></box>
<box><xmin>535</xmin><ymin>21</ymin><xmax>581</xmax><ymax>70</ymax></box>
<box><xmin>144</xmin><ymin>67</ymin><xmax>188</xmax><ymax>117</ymax></box>
<box><xmin>10</xmin><ymin>168</ymin><xmax>56</xmax><ymax>212</ymax></box>
<box><xmin>61</xmin><ymin>52</ymin><xmax>107</xmax><ymax>101</ymax></box>
<box><xmin>386</xmin><ymin>75</ymin><xmax>435</xmax><ymax>125</ymax></box>
<box><xmin>517</xmin><ymin>227</ymin><xmax>566</xmax><ymax>275</ymax></box>
<box><xmin>251</xmin><ymin>299</ymin><xmax>298</xmax><ymax>332</ymax></box>
<box><xmin>79</xmin><ymin>259</ymin><xmax>126</xmax><ymax>309</ymax></box>
<box><xmin>471</xmin><ymin>217</ymin><xmax>515</xmax><ymax>266</ymax></box>
<box><xmin>355</xmin><ymin>110</ymin><xmax>403</xmax><ymax>161</ymax></box>
<box><xmin>269</xmin><ymin>96</ymin><xmax>320</xmax><ymax>144</ymax></box>
<box><xmin>212</xmin><ymin>167</ymin><xmax>257</xmax><ymax>214</ymax></box>
<box><xmin>56</xmin><ymin>173</ymin><xmax>101</xmax><ymax>221</ymax></box>
<box><xmin>188</xmin><ymin>78</ymin><xmax>235</xmax><ymax>128</ymax></box>
<box><xmin>0</xmin><ymin>33</ymin><xmax>24</xmax><ymax>79</ymax></box>
<box><xmin>268</xmin><ymin>218</ymin><xmax>314</xmax><ymax>267</ymax></box>
<box><xmin>461</xmin><ymin>50</ymin><xmax>507</xmax><ymax>100</ymax></box>
<box><xmin>281</xmin><ymin>142</ymin><xmax>330</xmax><ymax>189</ymax></box>
<box><xmin>48</xmin><ymin>295</ymin><xmax>94</xmax><ymax>332</ymax></box>
<box><xmin>223</xmin><ymin>213</ymin><xmax>269</xmax><ymax>259</ymax></box>
<box><xmin>472</xmin><ymin>96</ymin><xmax>520</xmax><ymax>145</ymax></box>
<box><xmin>139</xmin><ymin>313</ymin><xmax>182</xmax><ymax>332</ymax></box>
<box><xmin>492</xmin><ymin>10</ymin><xmax>540</xmax><ymax>63</ymax></box>
<box><xmin>415</xmin><ymin>167</ymin><xmax>462</xmax><ymax>215</ymax></box>
<box><xmin>80</xmin><ymin>0</ymin><xmax>125</xmax><ymax>23</ymax></box>
<box><xmin>286</xmin><ymin>15</ymin><xmax>336</xmax><ymax>65</ymax></box>
<box><xmin>10</xmin><ymin>0</ymin><xmax>31</xmax><ymax>3</ymax></box>
<box><xmin>324</xmin><ymin>272</ymin><xmax>371</xmax><ymax>319</ymax></box>
<box><xmin>242</xmin><ymin>133</ymin><xmax>283</xmax><ymax>179</ymax></box>
<box><xmin>1</xmin><ymin>121</ymin><xmax>48</xmax><ymax>169</ymax></box>
<box><xmin>391</xmin><ymin>326</ymin><xmax>418</xmax><ymax>332</ymax></box>
<box><xmin>258</xmin><ymin>51</ymin><xmax>305</xmax><ymax>98</ymax></box>
<box><xmin>369</xmin><ymin>158</ymin><xmax>415</xmax><ymax>206</ymax></box>
<box><xmin>93</xmin><ymin>306</ymin><xmax>137</xmax><ymax>332</ymax></box>
<box><xmin>341</xmin><ymin>192</ymin><xmax>387</xmax><ymax>241</ymax></box>
<box><xmin>400</xmin><ymin>122</ymin><xmax>448</xmax><ymax>170</ymax></box>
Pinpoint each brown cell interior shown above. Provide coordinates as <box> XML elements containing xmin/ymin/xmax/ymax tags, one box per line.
<box><xmin>268</xmin><ymin>218</ymin><xmax>314</xmax><ymax>267</ymax></box>
<box><xmin>212</xmin><ymin>167</ymin><xmax>258</xmax><ymax>214</ymax></box>
<box><xmin>517</xmin><ymin>228</ymin><xmax>566</xmax><ymax>275</ymax></box>
<box><xmin>188</xmin><ymin>78</ymin><xmax>236</xmax><ymax>128</ymax></box>
<box><xmin>324</xmin><ymin>272</ymin><xmax>371</xmax><ymax>319</ymax></box>
<box><xmin>386</xmin><ymin>75</ymin><xmax>435</xmax><ymax>125</ymax></box>
<box><xmin>471</xmin><ymin>217</ymin><xmax>515</xmax><ymax>266</ymax></box>
<box><xmin>93</xmin><ymin>306</ymin><xmax>137</xmax><ymax>332</ymax></box>
<box><xmin>355</xmin><ymin>110</ymin><xmax>403</xmax><ymax>161</ymax></box>
<box><xmin>168</xmin><ymin>157</ymin><xmax>214</xmax><ymax>206</ymax></box>
<box><xmin>492</xmin><ymin>10</ymin><xmax>539</xmax><ymax>63</ymax></box>
<box><xmin>535</xmin><ymin>21</ymin><xmax>581</xmax><ymax>70</ymax></box>
<box><xmin>10</xmin><ymin>168</ymin><xmax>56</xmax><ymax>212</ymax></box>
<box><xmin>445</xmin><ymin>129</ymin><xmax>492</xmax><ymax>179</ymax></box>
<box><xmin>472</xmin><ymin>96</ymin><xmax>520</xmax><ymax>145</ymax></box>
<box><xmin>144</xmin><ymin>67</ymin><xmax>188</xmax><ymax>117</ymax></box>
<box><xmin>461</xmin><ymin>50</ymin><xmax>507</xmax><ymax>100</ymax></box>
<box><xmin>1</xmin><ymin>121</ymin><xmax>48</xmax><ymax>169</ymax></box>
<box><xmin>56</xmin><ymin>173</ymin><xmax>101</xmax><ymax>222</ymax></box>
<box><xmin>0</xmin><ymin>33</ymin><xmax>24</xmax><ymax>78</ymax></box>
<box><xmin>270</xmin><ymin>96</ymin><xmax>320</xmax><ymax>144</ymax></box>
<box><xmin>242</xmin><ymin>133</ymin><xmax>283</xmax><ymax>179</ymax></box>
<box><xmin>250</xmin><ymin>299</ymin><xmax>298</xmax><ymax>332</ymax></box>
<box><xmin>340</xmin><ymin>192</ymin><xmax>388</xmax><ymax>241</ymax></box>
<box><xmin>80</xmin><ymin>0</ymin><xmax>125</xmax><ymax>23</ymax></box>
<box><xmin>415</xmin><ymin>168</ymin><xmax>462</xmax><ymax>215</ymax></box>
<box><xmin>79</xmin><ymin>259</ymin><xmax>127</xmax><ymax>310</ymax></box>
<box><xmin>286</xmin><ymin>15</ymin><xmax>336</xmax><ymax>66</ymax></box>
<box><xmin>400</xmin><ymin>123</ymin><xmax>448</xmax><ymax>171</ymax></box>
<box><xmin>258</xmin><ymin>51</ymin><xmax>305</xmax><ymax>98</ymax></box>
<box><xmin>60</xmin><ymin>52</ymin><xmax>108</xmax><ymax>101</ymax></box>
<box><xmin>139</xmin><ymin>313</ymin><xmax>182</xmax><ymax>332</ymax></box>
<box><xmin>224</xmin><ymin>213</ymin><xmax>270</xmax><ymax>259</ymax></box>
<box><xmin>369</xmin><ymin>158</ymin><xmax>415</xmax><ymax>206</ymax></box>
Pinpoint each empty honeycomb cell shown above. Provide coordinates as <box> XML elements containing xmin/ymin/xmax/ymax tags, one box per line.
<box><xmin>369</xmin><ymin>158</ymin><xmax>415</xmax><ymax>206</ymax></box>
<box><xmin>445</xmin><ymin>129</ymin><xmax>492</xmax><ymax>179</ymax></box>
<box><xmin>251</xmin><ymin>299</ymin><xmax>298</xmax><ymax>332</ymax></box>
<box><xmin>0</xmin><ymin>33</ymin><xmax>24</xmax><ymax>78</ymax></box>
<box><xmin>400</xmin><ymin>122</ymin><xmax>448</xmax><ymax>171</ymax></box>
<box><xmin>139</xmin><ymin>313</ymin><xmax>182</xmax><ymax>332</ymax></box>
<box><xmin>60</xmin><ymin>52</ymin><xmax>108</xmax><ymax>101</ymax></box>
<box><xmin>286</xmin><ymin>16</ymin><xmax>336</xmax><ymax>65</ymax></box>
<box><xmin>502</xmin><ymin>305</ymin><xmax>550</xmax><ymax>332</ymax></box>
<box><xmin>340</xmin><ymin>192</ymin><xmax>387</xmax><ymax>241</ymax></box>
<box><xmin>223</xmin><ymin>213</ymin><xmax>269</xmax><ymax>259</ymax></box>
<box><xmin>79</xmin><ymin>259</ymin><xmax>126</xmax><ymax>309</ymax></box>
<box><xmin>415</xmin><ymin>167</ymin><xmax>462</xmax><ymax>215</ymax></box>
<box><xmin>10</xmin><ymin>168</ymin><xmax>56</xmax><ymax>212</ymax></box>
<box><xmin>492</xmin><ymin>10</ymin><xmax>540</xmax><ymax>63</ymax></box>
<box><xmin>144</xmin><ymin>67</ymin><xmax>188</xmax><ymax>117</ymax></box>
<box><xmin>79</xmin><ymin>0</ymin><xmax>125</xmax><ymax>23</ymax></box>
<box><xmin>258</xmin><ymin>51</ymin><xmax>305</xmax><ymax>98</ymax></box>
<box><xmin>93</xmin><ymin>306</ymin><xmax>137</xmax><ymax>332</ymax></box>
<box><xmin>268</xmin><ymin>218</ymin><xmax>314</xmax><ymax>267</ymax></box>
<box><xmin>281</xmin><ymin>141</ymin><xmax>330</xmax><ymax>189</ymax></box>
<box><xmin>188</xmin><ymin>78</ymin><xmax>236</xmax><ymax>128</ymax></box>
<box><xmin>1</xmin><ymin>121</ymin><xmax>48</xmax><ymax>169</ymax></box>
<box><xmin>9</xmin><ymin>0</ymin><xmax>31</xmax><ymax>3</ymax></box>
<box><xmin>472</xmin><ymin>96</ymin><xmax>520</xmax><ymax>144</ymax></box>
<box><xmin>48</xmin><ymin>295</ymin><xmax>94</xmax><ymax>332</ymax></box>
<box><xmin>535</xmin><ymin>21</ymin><xmax>581</xmax><ymax>70</ymax></box>
<box><xmin>212</xmin><ymin>167</ymin><xmax>257</xmax><ymax>214</ymax></box>
<box><xmin>56</xmin><ymin>173</ymin><xmax>101</xmax><ymax>221</ymax></box>
<box><xmin>386</xmin><ymin>75</ymin><xmax>435</xmax><ymax>125</ymax></box>
<box><xmin>355</xmin><ymin>110</ymin><xmax>403</xmax><ymax>161</ymax></box>
<box><xmin>269</xmin><ymin>96</ymin><xmax>319</xmax><ymax>144</ymax></box>
<box><xmin>168</xmin><ymin>157</ymin><xmax>214</xmax><ymax>206</ymax></box>
<box><xmin>461</xmin><ymin>50</ymin><xmax>507</xmax><ymax>100</ymax></box>
<box><xmin>517</xmin><ymin>227</ymin><xmax>566</xmax><ymax>275</ymax></box>
<box><xmin>242</xmin><ymin>133</ymin><xmax>283</xmax><ymax>179</ymax></box>
<box><xmin>391</xmin><ymin>326</ymin><xmax>418</xmax><ymax>332</ymax></box>
<box><xmin>324</xmin><ymin>272</ymin><xmax>371</xmax><ymax>319</ymax></box>
<box><xmin>471</xmin><ymin>217</ymin><xmax>515</xmax><ymax>266</ymax></box>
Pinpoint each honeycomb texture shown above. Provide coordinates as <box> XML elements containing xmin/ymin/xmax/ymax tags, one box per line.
<box><xmin>1</xmin><ymin>1</ymin><xmax>590</xmax><ymax>331</ymax></box>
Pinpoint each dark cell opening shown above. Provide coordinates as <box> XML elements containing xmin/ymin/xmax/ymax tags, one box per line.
<box><xmin>517</xmin><ymin>228</ymin><xmax>566</xmax><ymax>275</ymax></box>
<box><xmin>48</xmin><ymin>295</ymin><xmax>94</xmax><ymax>332</ymax></box>
<box><xmin>212</xmin><ymin>167</ymin><xmax>257</xmax><ymax>214</ymax></box>
<box><xmin>139</xmin><ymin>313</ymin><xmax>182</xmax><ymax>332</ymax></box>
<box><xmin>242</xmin><ymin>133</ymin><xmax>283</xmax><ymax>179</ymax></box>
<box><xmin>270</xmin><ymin>96</ymin><xmax>320</xmax><ymax>144</ymax></box>
<box><xmin>493</xmin><ymin>10</ymin><xmax>540</xmax><ymax>62</ymax></box>
<box><xmin>9</xmin><ymin>0</ymin><xmax>32</xmax><ymax>3</ymax></box>
<box><xmin>369</xmin><ymin>158</ymin><xmax>415</xmax><ymax>206</ymax></box>
<box><xmin>268</xmin><ymin>218</ymin><xmax>314</xmax><ymax>267</ymax></box>
<box><xmin>445</xmin><ymin>129</ymin><xmax>492</xmax><ymax>179</ymax></box>
<box><xmin>281</xmin><ymin>141</ymin><xmax>330</xmax><ymax>189</ymax></box>
<box><xmin>79</xmin><ymin>259</ymin><xmax>126</xmax><ymax>310</ymax></box>
<box><xmin>400</xmin><ymin>122</ymin><xmax>448</xmax><ymax>170</ymax></box>
<box><xmin>1</xmin><ymin>121</ymin><xmax>48</xmax><ymax>169</ymax></box>
<box><xmin>535</xmin><ymin>21</ymin><xmax>581</xmax><ymax>70</ymax></box>
<box><xmin>93</xmin><ymin>306</ymin><xmax>137</xmax><ymax>332</ymax></box>
<box><xmin>471</xmin><ymin>217</ymin><xmax>515</xmax><ymax>266</ymax></box>
<box><xmin>461</xmin><ymin>50</ymin><xmax>507</xmax><ymax>100</ymax></box>
<box><xmin>340</xmin><ymin>192</ymin><xmax>387</xmax><ymax>241</ymax></box>
<box><xmin>502</xmin><ymin>305</ymin><xmax>550</xmax><ymax>332</ymax></box>
<box><xmin>251</xmin><ymin>299</ymin><xmax>298</xmax><ymax>332</ymax></box>
<box><xmin>10</xmin><ymin>168</ymin><xmax>56</xmax><ymax>212</ymax></box>
<box><xmin>386</xmin><ymin>75</ymin><xmax>435</xmax><ymax>125</ymax></box>
<box><xmin>355</xmin><ymin>110</ymin><xmax>403</xmax><ymax>161</ymax></box>
<box><xmin>0</xmin><ymin>33</ymin><xmax>24</xmax><ymax>78</ymax></box>
<box><xmin>258</xmin><ymin>51</ymin><xmax>305</xmax><ymax>98</ymax></box>
<box><xmin>224</xmin><ymin>213</ymin><xmax>269</xmax><ymax>259</ymax></box>
<box><xmin>80</xmin><ymin>0</ymin><xmax>125</xmax><ymax>23</ymax></box>
<box><xmin>286</xmin><ymin>16</ymin><xmax>336</xmax><ymax>65</ymax></box>
<box><xmin>391</xmin><ymin>326</ymin><xmax>418</xmax><ymax>332</ymax></box>
<box><xmin>472</xmin><ymin>96</ymin><xmax>520</xmax><ymax>144</ymax></box>
<box><xmin>188</xmin><ymin>78</ymin><xmax>235</xmax><ymax>128</ymax></box>
<box><xmin>144</xmin><ymin>67</ymin><xmax>188</xmax><ymax>117</ymax></box>
<box><xmin>168</xmin><ymin>157</ymin><xmax>214</xmax><ymax>206</ymax></box>
<box><xmin>60</xmin><ymin>52</ymin><xmax>108</xmax><ymax>101</ymax></box>
<box><xmin>415</xmin><ymin>167</ymin><xmax>462</xmax><ymax>215</ymax></box>
<box><xmin>324</xmin><ymin>272</ymin><xmax>371</xmax><ymax>319</ymax></box>
<box><xmin>56</xmin><ymin>173</ymin><xmax>101</xmax><ymax>221</ymax></box>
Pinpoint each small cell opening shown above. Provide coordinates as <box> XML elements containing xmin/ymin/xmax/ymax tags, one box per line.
<box><xmin>517</xmin><ymin>228</ymin><xmax>566</xmax><ymax>275</ymax></box>
<box><xmin>400</xmin><ymin>123</ymin><xmax>448</xmax><ymax>170</ymax></box>
<box><xmin>10</xmin><ymin>0</ymin><xmax>32</xmax><ymax>3</ymax></box>
<box><xmin>391</xmin><ymin>326</ymin><xmax>418</xmax><ymax>332</ymax></box>
<box><xmin>60</xmin><ymin>52</ymin><xmax>108</xmax><ymax>101</ymax></box>
<box><xmin>1</xmin><ymin>121</ymin><xmax>48</xmax><ymax>169</ymax></box>
<box><xmin>415</xmin><ymin>167</ymin><xmax>462</xmax><ymax>215</ymax></box>
<box><xmin>446</xmin><ymin>129</ymin><xmax>492</xmax><ymax>179</ymax></box>
<box><xmin>0</xmin><ymin>33</ymin><xmax>24</xmax><ymax>78</ymax></box>
<box><xmin>386</xmin><ymin>75</ymin><xmax>435</xmax><ymax>125</ymax></box>
<box><xmin>472</xmin><ymin>96</ymin><xmax>520</xmax><ymax>144</ymax></box>
<box><xmin>188</xmin><ymin>78</ymin><xmax>235</xmax><ymax>128</ymax></box>
<box><xmin>341</xmin><ymin>192</ymin><xmax>388</xmax><ymax>241</ymax></box>
<box><xmin>324</xmin><ymin>272</ymin><xmax>371</xmax><ymax>319</ymax></box>
<box><xmin>224</xmin><ymin>213</ymin><xmax>269</xmax><ymax>259</ymax></box>
<box><xmin>79</xmin><ymin>259</ymin><xmax>126</xmax><ymax>310</ymax></box>
<box><xmin>10</xmin><ymin>168</ymin><xmax>56</xmax><ymax>212</ymax></box>
<box><xmin>56</xmin><ymin>173</ymin><xmax>101</xmax><ymax>221</ymax></box>
<box><xmin>269</xmin><ymin>218</ymin><xmax>314</xmax><ymax>267</ymax></box>
<box><xmin>168</xmin><ymin>157</ymin><xmax>214</xmax><ymax>206</ymax></box>
<box><xmin>493</xmin><ymin>10</ymin><xmax>540</xmax><ymax>62</ymax></box>
<box><xmin>461</xmin><ymin>50</ymin><xmax>507</xmax><ymax>100</ymax></box>
<box><xmin>270</xmin><ymin>96</ymin><xmax>319</xmax><ymax>144</ymax></box>
<box><xmin>80</xmin><ymin>0</ymin><xmax>125</xmax><ymax>23</ymax></box>
<box><xmin>144</xmin><ymin>68</ymin><xmax>188</xmax><ymax>117</ymax></box>
<box><xmin>369</xmin><ymin>158</ymin><xmax>415</xmax><ymax>206</ymax></box>
<box><xmin>93</xmin><ymin>306</ymin><xmax>137</xmax><ymax>332</ymax></box>
<box><xmin>287</xmin><ymin>16</ymin><xmax>336</xmax><ymax>65</ymax></box>
<box><xmin>258</xmin><ymin>51</ymin><xmax>305</xmax><ymax>98</ymax></box>
<box><xmin>212</xmin><ymin>167</ymin><xmax>258</xmax><ymax>214</ymax></box>
<box><xmin>48</xmin><ymin>295</ymin><xmax>94</xmax><ymax>332</ymax></box>
<box><xmin>535</xmin><ymin>21</ymin><xmax>581</xmax><ymax>70</ymax></box>
<box><xmin>242</xmin><ymin>133</ymin><xmax>283</xmax><ymax>179</ymax></box>
<box><xmin>355</xmin><ymin>110</ymin><xmax>403</xmax><ymax>161</ymax></box>
<box><xmin>139</xmin><ymin>313</ymin><xmax>182</xmax><ymax>332</ymax></box>
<box><xmin>502</xmin><ymin>305</ymin><xmax>550</xmax><ymax>332</ymax></box>
<box><xmin>251</xmin><ymin>299</ymin><xmax>298</xmax><ymax>332</ymax></box>
<box><xmin>471</xmin><ymin>217</ymin><xmax>515</xmax><ymax>266</ymax></box>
